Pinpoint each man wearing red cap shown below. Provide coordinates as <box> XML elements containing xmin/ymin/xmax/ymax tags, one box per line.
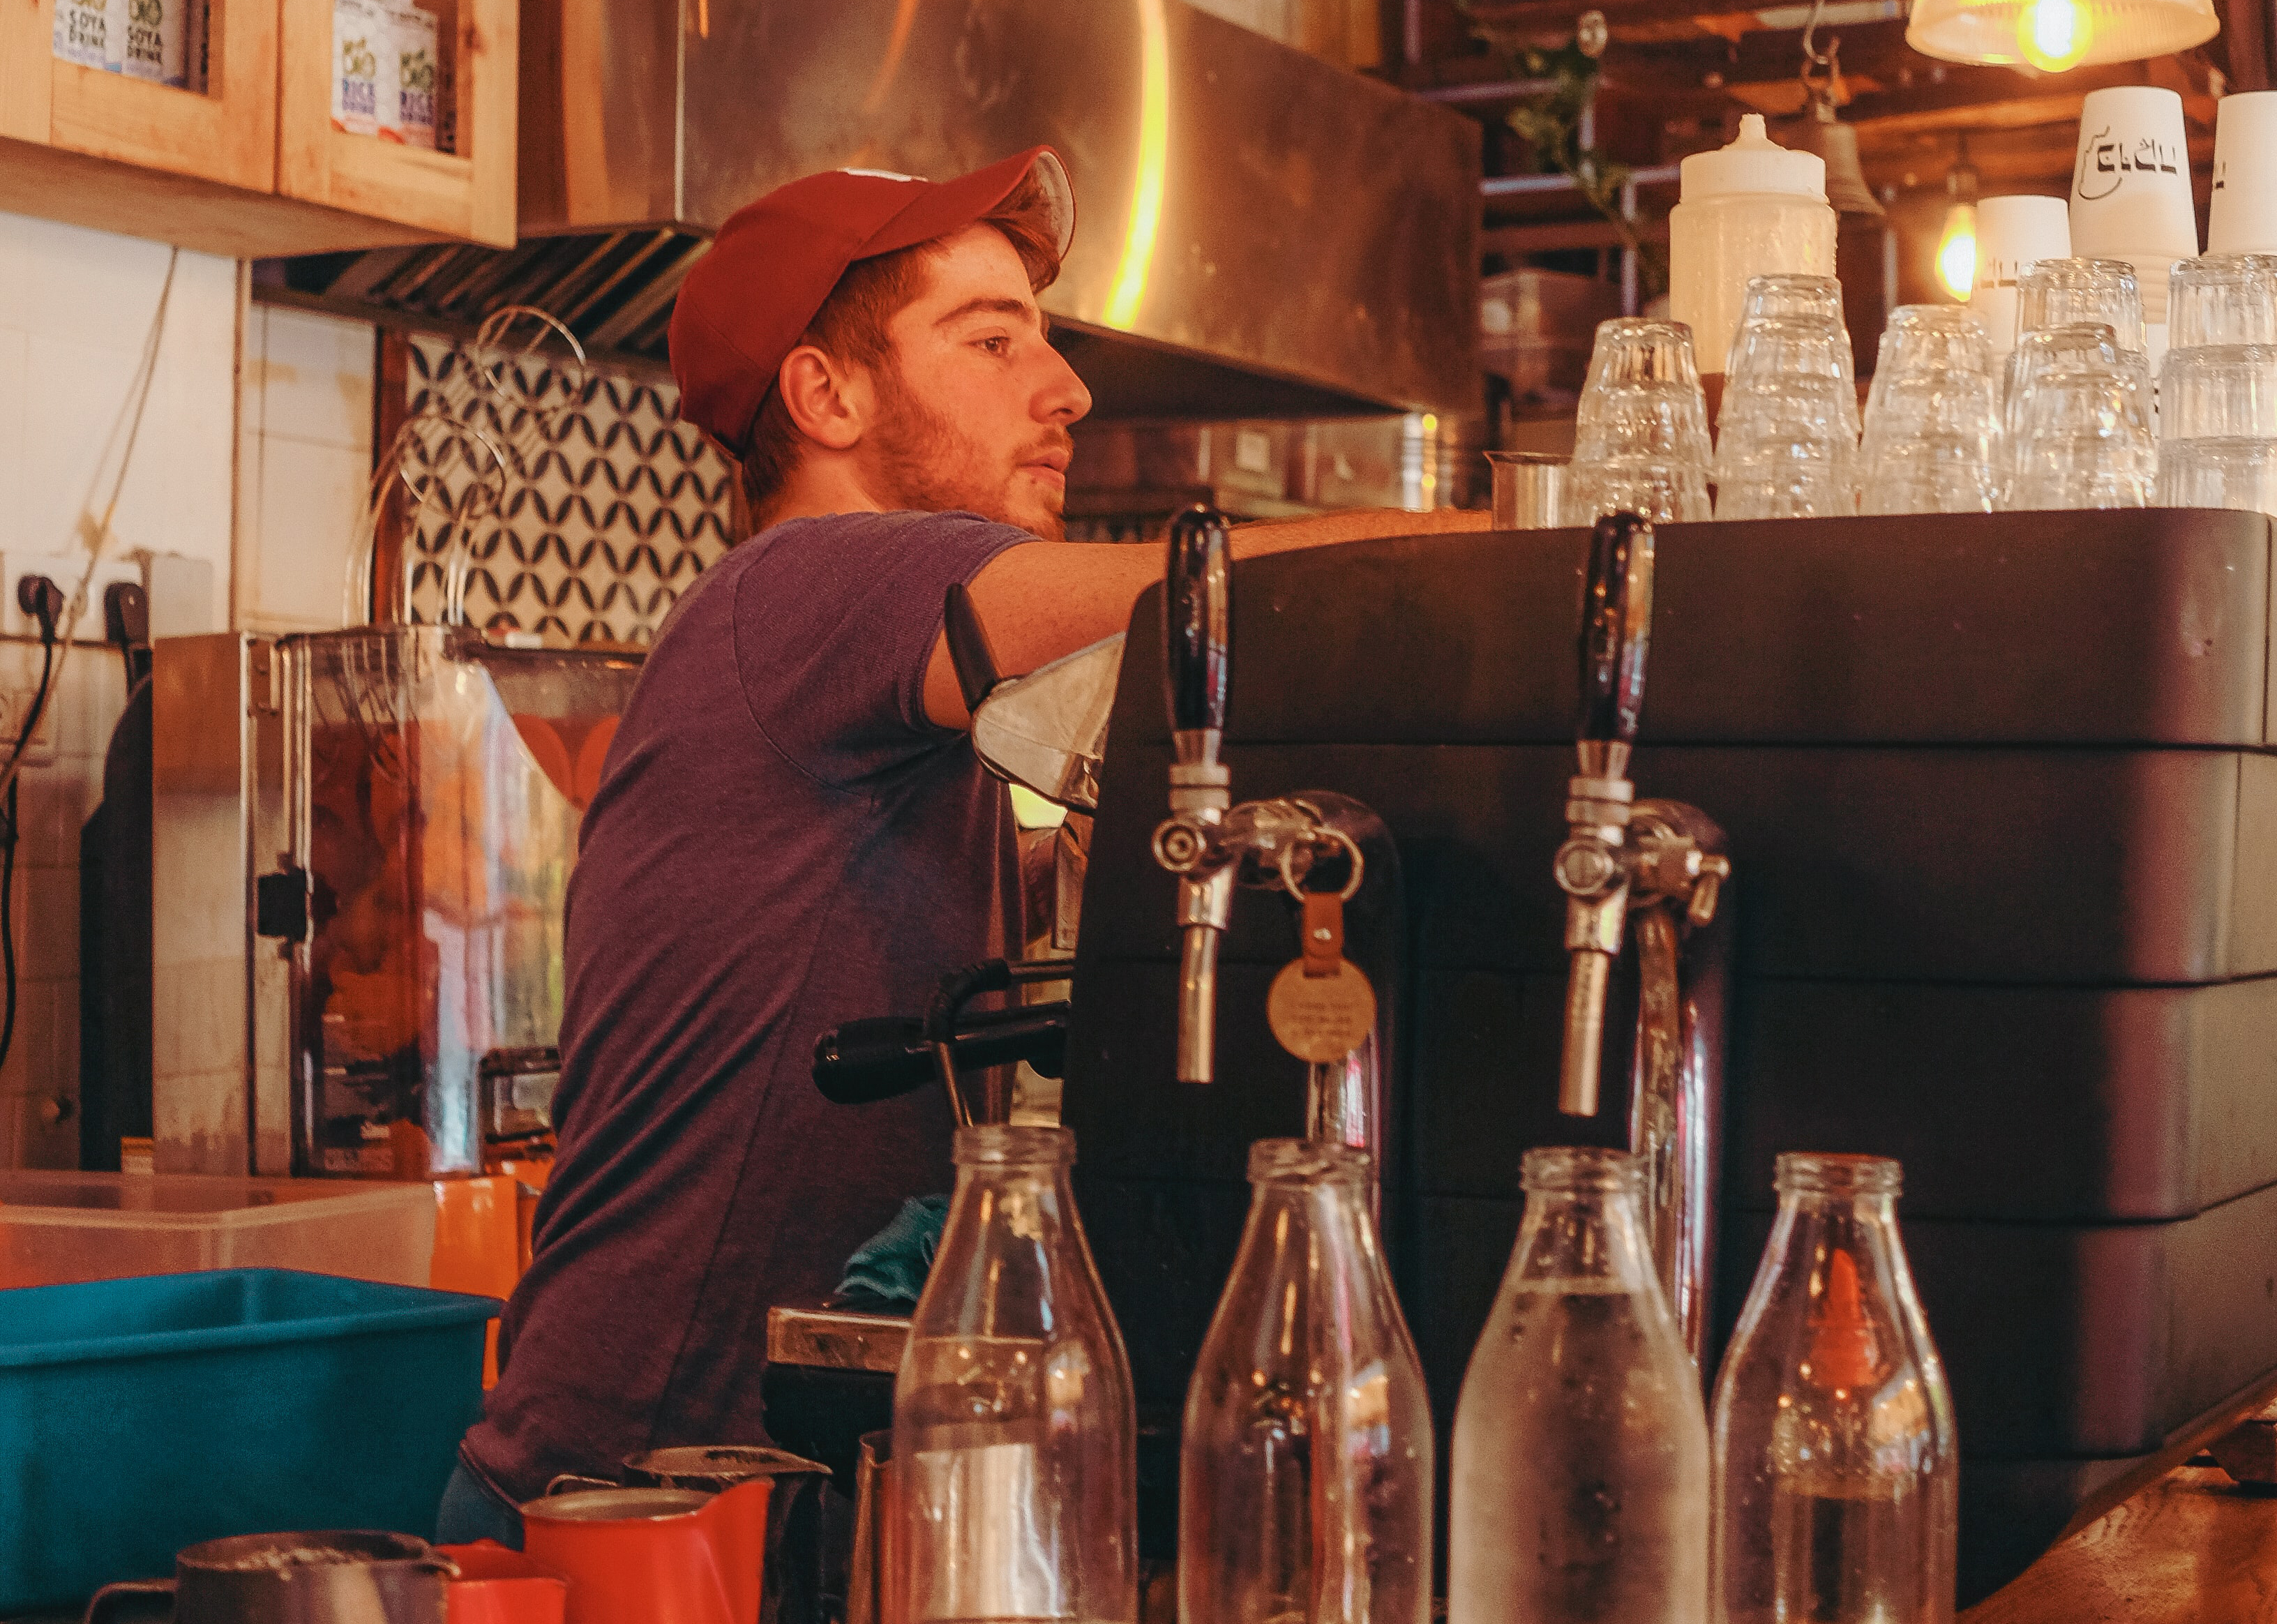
<box><xmin>439</xmin><ymin>148</ymin><xmax>1483</xmax><ymax>1539</ymax></box>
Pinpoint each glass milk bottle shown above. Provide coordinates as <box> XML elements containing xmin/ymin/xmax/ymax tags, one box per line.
<box><xmin>1668</xmin><ymin>114</ymin><xmax>1839</xmax><ymax>379</ymax></box>
<box><xmin>1180</xmin><ymin>1139</ymin><xmax>1433</xmax><ymax>1624</ymax></box>
<box><xmin>1710</xmin><ymin>1154</ymin><xmax>1957</xmax><ymax>1624</ymax></box>
<box><xmin>1450</xmin><ymin>1147</ymin><xmax>1710</xmax><ymax>1624</ymax></box>
<box><xmin>894</xmin><ymin>1125</ymin><xmax>1138</xmax><ymax>1624</ymax></box>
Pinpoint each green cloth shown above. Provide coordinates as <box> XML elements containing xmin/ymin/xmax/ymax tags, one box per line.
<box><xmin>836</xmin><ymin>1194</ymin><xmax>949</xmax><ymax>1307</ymax></box>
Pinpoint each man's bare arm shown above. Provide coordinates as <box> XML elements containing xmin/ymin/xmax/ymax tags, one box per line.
<box><xmin>922</xmin><ymin>507</ymin><xmax>1491</xmax><ymax>728</ymax></box>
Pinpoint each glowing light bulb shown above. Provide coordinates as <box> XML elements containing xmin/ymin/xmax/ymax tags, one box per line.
<box><xmin>1937</xmin><ymin>202</ymin><xmax>1978</xmax><ymax>302</ymax></box>
<box><xmin>2019</xmin><ymin>0</ymin><xmax>2091</xmax><ymax>72</ymax></box>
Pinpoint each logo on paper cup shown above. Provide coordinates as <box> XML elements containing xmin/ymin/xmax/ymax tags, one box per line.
<box><xmin>2075</xmin><ymin>123</ymin><xmax>2186</xmax><ymax>201</ymax></box>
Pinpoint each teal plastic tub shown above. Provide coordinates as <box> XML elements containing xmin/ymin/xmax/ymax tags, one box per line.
<box><xmin>0</xmin><ymin>1268</ymin><xmax>499</xmax><ymax>1614</ymax></box>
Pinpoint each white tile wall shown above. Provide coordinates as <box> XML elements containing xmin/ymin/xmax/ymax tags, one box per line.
<box><xmin>0</xmin><ymin>211</ymin><xmax>239</xmax><ymax>1166</ymax></box>
<box><xmin>237</xmin><ymin>304</ymin><xmax>377</xmax><ymax>635</ymax></box>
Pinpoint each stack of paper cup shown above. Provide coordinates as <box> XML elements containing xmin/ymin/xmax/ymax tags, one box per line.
<box><xmin>1971</xmin><ymin>197</ymin><xmax>2072</xmax><ymax>359</ymax></box>
<box><xmin>2209</xmin><ymin>91</ymin><xmax>2277</xmax><ymax>255</ymax></box>
<box><xmin>2069</xmin><ymin>86</ymin><xmax>2200</xmax><ymax>333</ymax></box>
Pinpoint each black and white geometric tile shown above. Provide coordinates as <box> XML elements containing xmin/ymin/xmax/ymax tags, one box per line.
<box><xmin>399</xmin><ymin>336</ymin><xmax>738</xmax><ymax>645</ymax></box>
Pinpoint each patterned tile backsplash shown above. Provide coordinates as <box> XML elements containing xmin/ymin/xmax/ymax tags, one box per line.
<box><xmin>398</xmin><ymin>334</ymin><xmax>740</xmax><ymax>645</ymax></box>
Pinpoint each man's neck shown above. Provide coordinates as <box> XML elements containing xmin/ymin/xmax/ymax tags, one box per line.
<box><xmin>758</xmin><ymin>461</ymin><xmax>887</xmax><ymax>529</ymax></box>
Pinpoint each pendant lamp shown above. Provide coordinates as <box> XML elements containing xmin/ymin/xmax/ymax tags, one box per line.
<box><xmin>1906</xmin><ymin>0</ymin><xmax>2217</xmax><ymax>72</ymax></box>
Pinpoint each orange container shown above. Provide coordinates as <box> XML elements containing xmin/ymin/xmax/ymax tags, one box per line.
<box><xmin>520</xmin><ymin>1480</ymin><xmax>769</xmax><ymax>1624</ymax></box>
<box><xmin>430</xmin><ymin>1176</ymin><xmax>523</xmax><ymax>1385</ymax></box>
<box><xmin>435</xmin><ymin>1541</ymin><xmax>569</xmax><ymax>1624</ymax></box>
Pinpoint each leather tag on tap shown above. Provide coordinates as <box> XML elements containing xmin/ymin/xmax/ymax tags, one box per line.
<box><xmin>1270</xmin><ymin>893</ymin><xmax>1375</xmax><ymax>1063</ymax></box>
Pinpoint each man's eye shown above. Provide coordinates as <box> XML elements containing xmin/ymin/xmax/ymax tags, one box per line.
<box><xmin>978</xmin><ymin>336</ymin><xmax>1010</xmax><ymax>356</ymax></box>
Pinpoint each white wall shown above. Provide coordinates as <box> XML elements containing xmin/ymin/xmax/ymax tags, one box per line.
<box><xmin>238</xmin><ymin>305</ymin><xmax>376</xmax><ymax>635</ymax></box>
<box><xmin>0</xmin><ymin>212</ymin><xmax>240</xmax><ymax>1165</ymax></box>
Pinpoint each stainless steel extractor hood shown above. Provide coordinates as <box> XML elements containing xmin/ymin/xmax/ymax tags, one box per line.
<box><xmin>262</xmin><ymin>0</ymin><xmax>1482</xmax><ymax>421</ymax></box>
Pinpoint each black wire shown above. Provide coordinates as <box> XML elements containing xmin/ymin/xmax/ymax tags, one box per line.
<box><xmin>0</xmin><ymin>615</ymin><xmax>60</xmax><ymax>1074</ymax></box>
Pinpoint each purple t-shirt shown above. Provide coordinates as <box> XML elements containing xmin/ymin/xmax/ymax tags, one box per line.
<box><xmin>464</xmin><ymin>510</ymin><xmax>1032</xmax><ymax>1501</ymax></box>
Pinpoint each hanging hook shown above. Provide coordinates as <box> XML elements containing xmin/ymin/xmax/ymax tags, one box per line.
<box><xmin>1800</xmin><ymin>0</ymin><xmax>1837</xmax><ymax>66</ymax></box>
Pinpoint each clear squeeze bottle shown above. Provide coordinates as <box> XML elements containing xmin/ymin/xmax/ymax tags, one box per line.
<box><xmin>1709</xmin><ymin>1153</ymin><xmax>1957</xmax><ymax>1624</ymax></box>
<box><xmin>1667</xmin><ymin>114</ymin><xmax>1838</xmax><ymax>379</ymax></box>
<box><xmin>1450</xmin><ymin>1146</ymin><xmax>1710</xmax><ymax>1624</ymax></box>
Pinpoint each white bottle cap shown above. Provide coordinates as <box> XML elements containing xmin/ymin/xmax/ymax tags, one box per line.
<box><xmin>1679</xmin><ymin>114</ymin><xmax>1827</xmax><ymax>201</ymax></box>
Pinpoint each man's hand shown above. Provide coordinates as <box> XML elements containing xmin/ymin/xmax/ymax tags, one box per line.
<box><xmin>922</xmin><ymin>507</ymin><xmax>1492</xmax><ymax>728</ymax></box>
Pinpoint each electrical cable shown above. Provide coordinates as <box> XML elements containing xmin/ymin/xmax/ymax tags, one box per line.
<box><xmin>0</xmin><ymin>601</ymin><xmax>59</xmax><ymax>1075</ymax></box>
<box><xmin>0</xmin><ymin>245</ymin><xmax>178</xmax><ymax>809</ymax></box>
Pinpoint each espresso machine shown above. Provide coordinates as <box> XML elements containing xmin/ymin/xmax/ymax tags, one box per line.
<box><xmin>1060</xmin><ymin>505</ymin><xmax>2277</xmax><ymax>1601</ymax></box>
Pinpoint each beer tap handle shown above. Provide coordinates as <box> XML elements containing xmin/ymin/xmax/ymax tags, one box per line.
<box><xmin>1158</xmin><ymin>504</ymin><xmax>1235</xmax><ymax>1085</ymax></box>
<box><xmin>1576</xmin><ymin>511</ymin><xmax>1654</xmax><ymax>779</ymax></box>
<box><xmin>1165</xmin><ymin>504</ymin><xmax>1233</xmax><ymax>753</ymax></box>
<box><xmin>1557</xmin><ymin>512</ymin><xmax>1656</xmax><ymax>1118</ymax></box>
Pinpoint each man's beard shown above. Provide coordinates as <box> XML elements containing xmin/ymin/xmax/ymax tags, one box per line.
<box><xmin>864</xmin><ymin>365</ymin><xmax>1069</xmax><ymax>541</ymax></box>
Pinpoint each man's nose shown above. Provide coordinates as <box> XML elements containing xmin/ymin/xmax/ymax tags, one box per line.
<box><xmin>1035</xmin><ymin>343</ymin><xmax>1092</xmax><ymax>425</ymax></box>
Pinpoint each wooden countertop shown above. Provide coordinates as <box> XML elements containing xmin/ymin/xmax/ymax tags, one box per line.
<box><xmin>1962</xmin><ymin>1463</ymin><xmax>2277</xmax><ymax>1623</ymax></box>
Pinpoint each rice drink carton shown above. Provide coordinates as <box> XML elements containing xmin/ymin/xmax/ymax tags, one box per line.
<box><xmin>52</xmin><ymin>0</ymin><xmax>121</xmax><ymax>70</ymax></box>
<box><xmin>121</xmin><ymin>0</ymin><xmax>189</xmax><ymax>87</ymax></box>
<box><xmin>332</xmin><ymin>0</ymin><xmax>384</xmax><ymax>135</ymax></box>
<box><xmin>384</xmin><ymin>3</ymin><xmax>438</xmax><ymax>148</ymax></box>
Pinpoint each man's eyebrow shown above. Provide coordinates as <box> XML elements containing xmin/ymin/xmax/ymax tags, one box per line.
<box><xmin>934</xmin><ymin>296</ymin><xmax>1046</xmax><ymax>332</ymax></box>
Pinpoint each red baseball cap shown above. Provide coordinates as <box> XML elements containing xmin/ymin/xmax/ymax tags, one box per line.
<box><xmin>669</xmin><ymin>146</ymin><xmax>1075</xmax><ymax>456</ymax></box>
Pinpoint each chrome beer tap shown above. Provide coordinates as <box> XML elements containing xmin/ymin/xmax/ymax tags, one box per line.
<box><xmin>1554</xmin><ymin>511</ymin><xmax>1733</xmax><ymax>1359</ymax></box>
<box><xmin>1152</xmin><ymin>505</ymin><xmax>1238</xmax><ymax>1086</ymax></box>
<box><xmin>1148</xmin><ymin>508</ymin><xmax>1405</xmax><ymax>1180</ymax></box>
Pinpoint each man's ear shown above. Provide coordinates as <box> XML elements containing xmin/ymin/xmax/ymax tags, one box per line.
<box><xmin>776</xmin><ymin>345</ymin><xmax>871</xmax><ymax>452</ymax></box>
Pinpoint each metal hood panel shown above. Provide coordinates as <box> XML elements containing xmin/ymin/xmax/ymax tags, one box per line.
<box><xmin>515</xmin><ymin>0</ymin><xmax>1481</xmax><ymax>417</ymax></box>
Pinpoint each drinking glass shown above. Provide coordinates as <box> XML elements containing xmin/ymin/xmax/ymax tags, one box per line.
<box><xmin>1714</xmin><ymin>286</ymin><xmax>1860</xmax><ymax>520</ymax></box>
<box><xmin>2015</xmin><ymin>257</ymin><xmax>2145</xmax><ymax>352</ymax></box>
<box><xmin>1566</xmin><ymin>319</ymin><xmax>1714</xmax><ymax>524</ymax></box>
<box><xmin>1997</xmin><ymin>324</ymin><xmax>2149</xmax><ymax>493</ymax></box>
<box><xmin>2156</xmin><ymin>437</ymin><xmax>2277</xmax><ymax>514</ymax></box>
<box><xmin>2167</xmin><ymin>254</ymin><xmax>2277</xmax><ymax>347</ymax></box>
<box><xmin>2156</xmin><ymin>343</ymin><xmax>2277</xmax><ymax>440</ymax></box>
<box><xmin>1858</xmin><ymin>308</ymin><xmax>1999</xmax><ymax>513</ymax></box>
<box><xmin>2001</xmin><ymin>346</ymin><xmax>2157</xmax><ymax>510</ymax></box>
<box><xmin>1572</xmin><ymin>318</ymin><xmax>1715</xmax><ymax>464</ymax></box>
<box><xmin>1735</xmin><ymin>271</ymin><xmax>1848</xmax><ymax>327</ymax></box>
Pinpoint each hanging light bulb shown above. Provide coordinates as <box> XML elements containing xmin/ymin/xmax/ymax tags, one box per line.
<box><xmin>1908</xmin><ymin>0</ymin><xmax>2213</xmax><ymax>66</ymax></box>
<box><xmin>2017</xmin><ymin>0</ymin><xmax>2092</xmax><ymax>69</ymax></box>
<box><xmin>1935</xmin><ymin>138</ymin><xmax>1980</xmax><ymax>303</ymax></box>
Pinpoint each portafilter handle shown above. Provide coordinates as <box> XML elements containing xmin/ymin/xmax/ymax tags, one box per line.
<box><xmin>1555</xmin><ymin>511</ymin><xmax>1656</xmax><ymax>1117</ymax></box>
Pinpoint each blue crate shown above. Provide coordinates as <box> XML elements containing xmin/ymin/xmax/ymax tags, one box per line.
<box><xmin>0</xmin><ymin>1268</ymin><xmax>499</xmax><ymax>1614</ymax></box>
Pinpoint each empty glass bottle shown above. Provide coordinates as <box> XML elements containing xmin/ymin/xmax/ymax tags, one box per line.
<box><xmin>1450</xmin><ymin>1146</ymin><xmax>1709</xmax><ymax>1624</ymax></box>
<box><xmin>1180</xmin><ymin>1139</ymin><xmax>1432</xmax><ymax>1624</ymax></box>
<box><xmin>894</xmin><ymin>1124</ymin><xmax>1137</xmax><ymax>1624</ymax></box>
<box><xmin>1710</xmin><ymin>1153</ymin><xmax>1957</xmax><ymax>1624</ymax></box>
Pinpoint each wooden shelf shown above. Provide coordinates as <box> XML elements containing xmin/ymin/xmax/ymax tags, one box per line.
<box><xmin>0</xmin><ymin>0</ymin><xmax>515</xmax><ymax>257</ymax></box>
<box><xmin>276</xmin><ymin>0</ymin><xmax>515</xmax><ymax>247</ymax></box>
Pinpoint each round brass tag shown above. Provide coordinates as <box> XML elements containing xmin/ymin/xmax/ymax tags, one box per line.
<box><xmin>1266</xmin><ymin>958</ymin><xmax>1377</xmax><ymax>1064</ymax></box>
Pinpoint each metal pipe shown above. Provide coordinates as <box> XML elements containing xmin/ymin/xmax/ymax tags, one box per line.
<box><xmin>1175</xmin><ymin>920</ymin><xmax>1221</xmax><ymax>1085</ymax></box>
<box><xmin>1559</xmin><ymin>949</ymin><xmax>1612</xmax><ymax>1115</ymax></box>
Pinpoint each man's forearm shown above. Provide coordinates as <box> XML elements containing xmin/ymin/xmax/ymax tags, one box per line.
<box><xmin>1233</xmin><ymin>505</ymin><xmax>1494</xmax><ymax>557</ymax></box>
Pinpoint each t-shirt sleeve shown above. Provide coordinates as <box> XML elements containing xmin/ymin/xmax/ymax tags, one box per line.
<box><xmin>732</xmin><ymin>510</ymin><xmax>1033</xmax><ymax>789</ymax></box>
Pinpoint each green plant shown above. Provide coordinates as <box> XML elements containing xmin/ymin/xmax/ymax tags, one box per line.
<box><xmin>1463</xmin><ymin>21</ymin><xmax>1669</xmax><ymax>298</ymax></box>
